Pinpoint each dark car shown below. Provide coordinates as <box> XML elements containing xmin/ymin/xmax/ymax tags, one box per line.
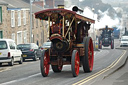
<box><xmin>17</xmin><ymin>43</ymin><xmax>41</xmax><ymax>61</ymax></box>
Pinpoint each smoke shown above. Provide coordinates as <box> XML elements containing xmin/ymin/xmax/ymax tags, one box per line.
<box><xmin>82</xmin><ymin>7</ymin><xmax>120</xmax><ymax>29</ymax></box>
<box><xmin>95</xmin><ymin>10</ymin><xmax>120</xmax><ymax>29</ymax></box>
<box><xmin>66</xmin><ymin>6</ymin><xmax>121</xmax><ymax>30</ymax></box>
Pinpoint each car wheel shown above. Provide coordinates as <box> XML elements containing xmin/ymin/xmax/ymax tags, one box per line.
<box><xmin>8</xmin><ymin>58</ymin><xmax>14</xmax><ymax>66</ymax></box>
<box><xmin>23</xmin><ymin>58</ymin><xmax>25</xmax><ymax>62</ymax></box>
<box><xmin>19</xmin><ymin>57</ymin><xmax>23</xmax><ymax>64</ymax></box>
<box><xmin>33</xmin><ymin>53</ymin><xmax>37</xmax><ymax>61</ymax></box>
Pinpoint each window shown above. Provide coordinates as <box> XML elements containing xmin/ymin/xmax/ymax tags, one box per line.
<box><xmin>18</xmin><ymin>10</ymin><xmax>21</xmax><ymax>26</ymax></box>
<box><xmin>34</xmin><ymin>44</ymin><xmax>38</xmax><ymax>49</ymax></box>
<box><xmin>9</xmin><ymin>41</ymin><xmax>15</xmax><ymax>49</ymax></box>
<box><xmin>11</xmin><ymin>33</ymin><xmax>15</xmax><ymax>41</ymax></box>
<box><xmin>23</xmin><ymin>10</ymin><xmax>26</xmax><ymax>25</ymax></box>
<box><xmin>11</xmin><ymin>10</ymin><xmax>15</xmax><ymax>27</ymax></box>
<box><xmin>0</xmin><ymin>31</ymin><xmax>3</xmax><ymax>39</ymax></box>
<box><xmin>0</xmin><ymin>7</ymin><xmax>2</xmax><ymax>23</ymax></box>
<box><xmin>0</xmin><ymin>41</ymin><xmax>7</xmax><ymax>49</ymax></box>
<box><xmin>17</xmin><ymin>44</ymin><xmax>30</xmax><ymax>49</ymax></box>
<box><xmin>17</xmin><ymin>31</ymin><xmax>22</xmax><ymax>44</ymax></box>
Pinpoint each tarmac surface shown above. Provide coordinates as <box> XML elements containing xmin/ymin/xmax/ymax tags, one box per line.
<box><xmin>91</xmin><ymin>47</ymin><xmax>128</xmax><ymax>85</ymax></box>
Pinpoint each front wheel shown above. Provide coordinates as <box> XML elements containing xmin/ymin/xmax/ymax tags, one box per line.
<box><xmin>111</xmin><ymin>40</ymin><xmax>114</xmax><ymax>49</ymax></box>
<box><xmin>40</xmin><ymin>50</ymin><xmax>50</xmax><ymax>77</ymax></box>
<box><xmin>71</xmin><ymin>50</ymin><xmax>80</xmax><ymax>77</ymax></box>
<box><xmin>33</xmin><ymin>52</ymin><xmax>37</xmax><ymax>61</ymax></box>
<box><xmin>19</xmin><ymin>57</ymin><xmax>23</xmax><ymax>64</ymax></box>
<box><xmin>82</xmin><ymin>37</ymin><xmax>94</xmax><ymax>72</ymax></box>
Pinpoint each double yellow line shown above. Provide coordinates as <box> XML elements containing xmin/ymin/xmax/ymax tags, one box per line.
<box><xmin>73</xmin><ymin>50</ymin><xmax>127</xmax><ymax>85</ymax></box>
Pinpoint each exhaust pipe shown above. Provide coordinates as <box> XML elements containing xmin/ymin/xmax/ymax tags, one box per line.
<box><xmin>72</xmin><ymin>6</ymin><xmax>83</xmax><ymax>13</ymax></box>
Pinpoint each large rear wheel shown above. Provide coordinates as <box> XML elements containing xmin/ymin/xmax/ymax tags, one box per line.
<box><xmin>71</xmin><ymin>50</ymin><xmax>80</xmax><ymax>77</ymax></box>
<box><xmin>40</xmin><ymin>50</ymin><xmax>50</xmax><ymax>77</ymax></box>
<box><xmin>82</xmin><ymin>37</ymin><xmax>94</xmax><ymax>72</ymax></box>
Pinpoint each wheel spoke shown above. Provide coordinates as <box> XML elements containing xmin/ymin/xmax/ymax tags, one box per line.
<box><xmin>75</xmin><ymin>52</ymin><xmax>79</xmax><ymax>75</ymax></box>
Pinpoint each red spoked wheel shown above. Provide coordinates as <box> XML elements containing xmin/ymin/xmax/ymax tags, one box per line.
<box><xmin>83</xmin><ymin>37</ymin><xmax>94</xmax><ymax>72</ymax></box>
<box><xmin>40</xmin><ymin>50</ymin><xmax>50</xmax><ymax>77</ymax></box>
<box><xmin>71</xmin><ymin>50</ymin><xmax>80</xmax><ymax>77</ymax></box>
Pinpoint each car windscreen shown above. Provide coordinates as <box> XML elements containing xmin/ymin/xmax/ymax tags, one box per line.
<box><xmin>17</xmin><ymin>44</ymin><xmax>31</xmax><ymax>49</ymax></box>
<box><xmin>121</xmin><ymin>39</ymin><xmax>128</xmax><ymax>41</ymax></box>
<box><xmin>43</xmin><ymin>42</ymin><xmax>51</xmax><ymax>47</ymax></box>
<box><xmin>0</xmin><ymin>41</ymin><xmax>8</xmax><ymax>49</ymax></box>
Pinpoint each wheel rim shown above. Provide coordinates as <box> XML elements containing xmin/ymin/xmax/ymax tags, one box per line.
<box><xmin>43</xmin><ymin>52</ymin><xmax>50</xmax><ymax>75</ymax></box>
<box><xmin>88</xmin><ymin>39</ymin><xmax>94</xmax><ymax>71</ymax></box>
<box><xmin>75</xmin><ymin>51</ymin><xmax>80</xmax><ymax>76</ymax></box>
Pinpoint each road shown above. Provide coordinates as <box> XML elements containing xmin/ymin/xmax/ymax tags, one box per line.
<box><xmin>0</xmin><ymin>39</ymin><xmax>127</xmax><ymax>85</ymax></box>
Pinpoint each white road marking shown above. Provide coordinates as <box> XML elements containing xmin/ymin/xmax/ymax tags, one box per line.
<box><xmin>0</xmin><ymin>72</ymin><xmax>41</xmax><ymax>85</ymax></box>
<box><xmin>0</xmin><ymin>61</ymin><xmax>38</xmax><ymax>72</ymax></box>
<box><xmin>0</xmin><ymin>52</ymin><xmax>96</xmax><ymax>84</ymax></box>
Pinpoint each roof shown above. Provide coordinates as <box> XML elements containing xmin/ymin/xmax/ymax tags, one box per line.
<box><xmin>99</xmin><ymin>28</ymin><xmax>114</xmax><ymax>31</ymax></box>
<box><xmin>0</xmin><ymin>39</ymin><xmax>15</xmax><ymax>42</ymax></box>
<box><xmin>0</xmin><ymin>0</ymin><xmax>43</xmax><ymax>12</ymax></box>
<box><xmin>35</xmin><ymin>8</ymin><xmax>95</xmax><ymax>23</ymax></box>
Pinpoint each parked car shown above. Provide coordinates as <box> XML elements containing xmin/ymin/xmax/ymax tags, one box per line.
<box><xmin>120</xmin><ymin>36</ymin><xmax>128</xmax><ymax>47</ymax></box>
<box><xmin>40</xmin><ymin>41</ymin><xmax>51</xmax><ymax>50</ymax></box>
<box><xmin>17</xmin><ymin>43</ymin><xmax>41</xmax><ymax>61</ymax></box>
<box><xmin>0</xmin><ymin>39</ymin><xmax>23</xmax><ymax>66</ymax></box>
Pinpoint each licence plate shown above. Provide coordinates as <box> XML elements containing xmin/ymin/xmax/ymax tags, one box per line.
<box><xmin>23</xmin><ymin>55</ymin><xmax>27</xmax><ymax>57</ymax></box>
<box><xmin>0</xmin><ymin>52</ymin><xmax>1</xmax><ymax>55</ymax></box>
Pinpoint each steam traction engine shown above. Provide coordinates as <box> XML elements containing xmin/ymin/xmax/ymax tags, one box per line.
<box><xmin>98</xmin><ymin>26</ymin><xmax>114</xmax><ymax>49</ymax></box>
<box><xmin>35</xmin><ymin>6</ymin><xmax>95</xmax><ymax>77</ymax></box>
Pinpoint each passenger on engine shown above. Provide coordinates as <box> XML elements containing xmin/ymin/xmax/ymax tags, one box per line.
<box><xmin>51</xmin><ymin>19</ymin><xmax>62</xmax><ymax>34</ymax></box>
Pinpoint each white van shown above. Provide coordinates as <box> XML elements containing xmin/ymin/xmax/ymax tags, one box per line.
<box><xmin>0</xmin><ymin>39</ymin><xmax>23</xmax><ymax>66</ymax></box>
<box><xmin>120</xmin><ymin>36</ymin><xmax>128</xmax><ymax>47</ymax></box>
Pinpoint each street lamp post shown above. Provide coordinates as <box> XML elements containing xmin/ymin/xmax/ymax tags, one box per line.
<box><xmin>92</xmin><ymin>8</ymin><xmax>95</xmax><ymax>50</ymax></box>
<box><xmin>30</xmin><ymin>0</ymin><xmax>33</xmax><ymax>43</ymax></box>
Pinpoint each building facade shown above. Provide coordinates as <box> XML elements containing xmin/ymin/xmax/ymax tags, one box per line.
<box><xmin>0</xmin><ymin>3</ymin><xmax>47</xmax><ymax>46</ymax></box>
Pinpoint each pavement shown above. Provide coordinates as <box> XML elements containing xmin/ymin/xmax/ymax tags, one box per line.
<box><xmin>91</xmin><ymin>47</ymin><xmax>128</xmax><ymax>85</ymax></box>
<box><xmin>91</xmin><ymin>59</ymin><xmax>128</xmax><ymax>85</ymax></box>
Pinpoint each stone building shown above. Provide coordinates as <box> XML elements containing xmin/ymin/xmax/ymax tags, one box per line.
<box><xmin>0</xmin><ymin>0</ymin><xmax>48</xmax><ymax>46</ymax></box>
